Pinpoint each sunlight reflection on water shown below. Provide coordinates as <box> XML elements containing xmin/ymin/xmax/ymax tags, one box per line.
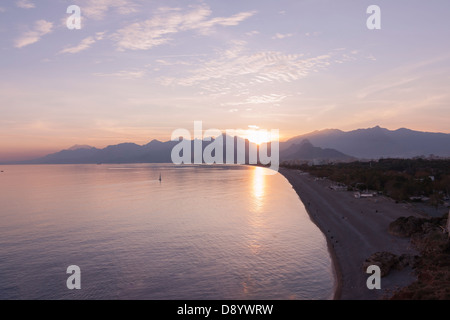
<box><xmin>0</xmin><ymin>164</ymin><xmax>334</xmax><ymax>300</ymax></box>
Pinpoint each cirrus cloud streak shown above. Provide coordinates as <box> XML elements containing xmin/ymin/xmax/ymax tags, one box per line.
<box><xmin>14</xmin><ymin>20</ymin><xmax>53</xmax><ymax>48</ymax></box>
<box><xmin>112</xmin><ymin>5</ymin><xmax>256</xmax><ymax>51</ymax></box>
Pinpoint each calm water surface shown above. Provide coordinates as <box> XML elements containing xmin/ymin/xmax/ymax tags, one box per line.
<box><xmin>0</xmin><ymin>164</ymin><xmax>334</xmax><ymax>299</ymax></box>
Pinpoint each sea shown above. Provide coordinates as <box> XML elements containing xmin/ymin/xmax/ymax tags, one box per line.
<box><xmin>0</xmin><ymin>164</ymin><xmax>334</xmax><ymax>300</ymax></box>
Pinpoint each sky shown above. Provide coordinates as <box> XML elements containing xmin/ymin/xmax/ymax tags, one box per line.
<box><xmin>0</xmin><ymin>0</ymin><xmax>449</xmax><ymax>161</ymax></box>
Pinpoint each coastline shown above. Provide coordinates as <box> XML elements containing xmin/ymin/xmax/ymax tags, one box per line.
<box><xmin>279</xmin><ymin>168</ymin><xmax>421</xmax><ymax>300</ymax></box>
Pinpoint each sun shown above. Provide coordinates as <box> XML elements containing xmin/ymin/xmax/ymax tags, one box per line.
<box><xmin>246</xmin><ymin>129</ymin><xmax>271</xmax><ymax>145</ymax></box>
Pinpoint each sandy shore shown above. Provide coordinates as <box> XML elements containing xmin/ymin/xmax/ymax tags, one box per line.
<box><xmin>279</xmin><ymin>168</ymin><xmax>422</xmax><ymax>300</ymax></box>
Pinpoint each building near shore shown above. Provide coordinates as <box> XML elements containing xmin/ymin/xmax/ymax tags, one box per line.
<box><xmin>330</xmin><ymin>184</ymin><xmax>347</xmax><ymax>191</ymax></box>
<box><xmin>354</xmin><ymin>192</ymin><xmax>376</xmax><ymax>199</ymax></box>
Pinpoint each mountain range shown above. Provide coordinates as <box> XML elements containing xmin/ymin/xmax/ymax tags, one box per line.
<box><xmin>283</xmin><ymin>126</ymin><xmax>450</xmax><ymax>159</ymax></box>
<box><xmin>5</xmin><ymin>126</ymin><xmax>450</xmax><ymax>164</ymax></box>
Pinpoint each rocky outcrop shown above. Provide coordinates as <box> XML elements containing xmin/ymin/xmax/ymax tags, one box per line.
<box><xmin>388</xmin><ymin>216</ymin><xmax>426</xmax><ymax>237</ymax></box>
<box><xmin>389</xmin><ymin>213</ymin><xmax>450</xmax><ymax>300</ymax></box>
<box><xmin>411</xmin><ymin>219</ymin><xmax>449</xmax><ymax>255</ymax></box>
<box><xmin>389</xmin><ymin>215</ymin><xmax>448</xmax><ymax>238</ymax></box>
<box><xmin>363</xmin><ymin>252</ymin><xmax>417</xmax><ymax>278</ymax></box>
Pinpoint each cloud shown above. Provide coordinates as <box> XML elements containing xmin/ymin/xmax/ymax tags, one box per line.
<box><xmin>159</xmin><ymin>41</ymin><xmax>347</xmax><ymax>95</ymax></box>
<box><xmin>59</xmin><ymin>32</ymin><xmax>105</xmax><ymax>54</ymax></box>
<box><xmin>245</xmin><ymin>31</ymin><xmax>259</xmax><ymax>36</ymax></box>
<box><xmin>155</xmin><ymin>41</ymin><xmax>362</xmax><ymax>100</ymax></box>
<box><xmin>95</xmin><ymin>32</ymin><xmax>105</xmax><ymax>40</ymax></box>
<box><xmin>155</xmin><ymin>59</ymin><xmax>192</xmax><ymax>66</ymax></box>
<box><xmin>245</xmin><ymin>30</ymin><xmax>260</xmax><ymax>37</ymax></box>
<box><xmin>93</xmin><ymin>70</ymin><xmax>145</xmax><ymax>79</ymax></box>
<box><xmin>272</xmin><ymin>33</ymin><xmax>294</xmax><ymax>40</ymax></box>
<box><xmin>59</xmin><ymin>37</ymin><xmax>95</xmax><ymax>54</ymax></box>
<box><xmin>16</xmin><ymin>0</ymin><xmax>35</xmax><ymax>9</ymax></box>
<box><xmin>305</xmin><ymin>32</ymin><xmax>321</xmax><ymax>37</ymax></box>
<box><xmin>75</xmin><ymin>0</ymin><xmax>139</xmax><ymax>20</ymax></box>
<box><xmin>195</xmin><ymin>10</ymin><xmax>256</xmax><ymax>32</ymax></box>
<box><xmin>222</xmin><ymin>94</ymin><xmax>288</xmax><ymax>106</ymax></box>
<box><xmin>0</xmin><ymin>7</ymin><xmax>6</xmax><ymax>13</ymax></box>
<box><xmin>113</xmin><ymin>5</ymin><xmax>256</xmax><ymax>51</ymax></box>
<box><xmin>357</xmin><ymin>77</ymin><xmax>419</xmax><ymax>99</ymax></box>
<box><xmin>14</xmin><ymin>20</ymin><xmax>53</xmax><ymax>48</ymax></box>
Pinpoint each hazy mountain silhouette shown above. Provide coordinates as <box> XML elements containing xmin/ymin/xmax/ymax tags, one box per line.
<box><xmin>284</xmin><ymin>126</ymin><xmax>450</xmax><ymax>159</ymax></box>
<box><xmin>67</xmin><ymin>145</ymin><xmax>94</xmax><ymax>151</ymax></box>
<box><xmin>20</xmin><ymin>136</ymin><xmax>264</xmax><ymax>164</ymax></box>
<box><xmin>8</xmin><ymin>126</ymin><xmax>450</xmax><ymax>164</ymax></box>
<box><xmin>281</xmin><ymin>139</ymin><xmax>354</xmax><ymax>161</ymax></box>
<box><xmin>26</xmin><ymin>141</ymin><xmax>177</xmax><ymax>164</ymax></box>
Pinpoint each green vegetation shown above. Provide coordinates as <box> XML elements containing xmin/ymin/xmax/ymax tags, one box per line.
<box><xmin>282</xmin><ymin>159</ymin><xmax>450</xmax><ymax>204</ymax></box>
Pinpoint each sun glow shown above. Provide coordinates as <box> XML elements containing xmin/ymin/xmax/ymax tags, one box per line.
<box><xmin>245</xmin><ymin>127</ymin><xmax>274</xmax><ymax>145</ymax></box>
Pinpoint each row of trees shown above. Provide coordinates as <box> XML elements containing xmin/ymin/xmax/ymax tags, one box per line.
<box><xmin>282</xmin><ymin>159</ymin><xmax>450</xmax><ymax>206</ymax></box>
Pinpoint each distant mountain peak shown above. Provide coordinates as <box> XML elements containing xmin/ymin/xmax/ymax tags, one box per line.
<box><xmin>281</xmin><ymin>140</ymin><xmax>353</xmax><ymax>162</ymax></box>
<box><xmin>356</xmin><ymin>125</ymin><xmax>386</xmax><ymax>132</ymax></box>
<box><xmin>67</xmin><ymin>145</ymin><xmax>94</xmax><ymax>151</ymax></box>
<box><xmin>146</xmin><ymin>139</ymin><xmax>163</xmax><ymax>145</ymax></box>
